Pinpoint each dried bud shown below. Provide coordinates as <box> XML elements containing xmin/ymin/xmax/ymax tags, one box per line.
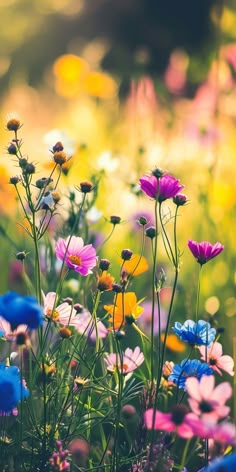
<box><xmin>52</xmin><ymin>141</ymin><xmax>64</xmax><ymax>152</ymax></box>
<box><xmin>7</xmin><ymin>118</ymin><xmax>21</xmax><ymax>131</ymax></box>
<box><xmin>79</xmin><ymin>181</ymin><xmax>93</xmax><ymax>193</ymax></box>
<box><xmin>112</xmin><ymin>283</ymin><xmax>123</xmax><ymax>293</ymax></box>
<box><xmin>110</xmin><ymin>215</ymin><xmax>121</xmax><ymax>225</ymax></box>
<box><xmin>7</xmin><ymin>143</ymin><xmax>17</xmax><ymax>155</ymax></box>
<box><xmin>59</xmin><ymin>327</ymin><xmax>72</xmax><ymax>338</ymax></box>
<box><xmin>16</xmin><ymin>251</ymin><xmax>26</xmax><ymax>261</ymax></box>
<box><xmin>152</xmin><ymin>168</ymin><xmax>165</xmax><ymax>178</ymax></box>
<box><xmin>173</xmin><ymin>194</ymin><xmax>187</xmax><ymax>206</ymax></box>
<box><xmin>53</xmin><ymin>151</ymin><xmax>67</xmax><ymax>165</ymax></box>
<box><xmin>145</xmin><ymin>226</ymin><xmax>156</xmax><ymax>239</ymax></box>
<box><xmin>35</xmin><ymin>177</ymin><xmax>53</xmax><ymax>189</ymax></box>
<box><xmin>9</xmin><ymin>176</ymin><xmax>20</xmax><ymax>185</ymax></box>
<box><xmin>97</xmin><ymin>272</ymin><xmax>115</xmax><ymax>292</ymax></box>
<box><xmin>99</xmin><ymin>259</ymin><xmax>110</xmax><ymax>271</ymax></box>
<box><xmin>121</xmin><ymin>249</ymin><xmax>133</xmax><ymax>261</ymax></box>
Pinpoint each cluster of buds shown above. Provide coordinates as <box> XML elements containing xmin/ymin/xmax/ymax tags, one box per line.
<box><xmin>49</xmin><ymin>440</ymin><xmax>70</xmax><ymax>471</ymax></box>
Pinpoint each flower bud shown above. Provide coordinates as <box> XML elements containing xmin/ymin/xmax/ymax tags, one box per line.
<box><xmin>173</xmin><ymin>193</ymin><xmax>187</xmax><ymax>206</ymax></box>
<box><xmin>52</xmin><ymin>141</ymin><xmax>64</xmax><ymax>152</ymax></box>
<box><xmin>53</xmin><ymin>151</ymin><xmax>67</xmax><ymax>165</ymax></box>
<box><xmin>24</xmin><ymin>163</ymin><xmax>35</xmax><ymax>175</ymax></box>
<box><xmin>59</xmin><ymin>327</ymin><xmax>72</xmax><ymax>338</ymax></box>
<box><xmin>7</xmin><ymin>118</ymin><xmax>21</xmax><ymax>131</ymax></box>
<box><xmin>79</xmin><ymin>181</ymin><xmax>93</xmax><ymax>193</ymax></box>
<box><xmin>9</xmin><ymin>176</ymin><xmax>20</xmax><ymax>185</ymax></box>
<box><xmin>151</xmin><ymin>168</ymin><xmax>165</xmax><ymax>178</ymax></box>
<box><xmin>121</xmin><ymin>249</ymin><xmax>133</xmax><ymax>261</ymax></box>
<box><xmin>112</xmin><ymin>283</ymin><xmax>123</xmax><ymax>293</ymax></box>
<box><xmin>7</xmin><ymin>143</ymin><xmax>17</xmax><ymax>155</ymax></box>
<box><xmin>145</xmin><ymin>226</ymin><xmax>156</xmax><ymax>239</ymax></box>
<box><xmin>19</xmin><ymin>158</ymin><xmax>28</xmax><ymax>169</ymax></box>
<box><xmin>99</xmin><ymin>259</ymin><xmax>110</xmax><ymax>271</ymax></box>
<box><xmin>74</xmin><ymin>303</ymin><xmax>84</xmax><ymax>313</ymax></box>
<box><xmin>35</xmin><ymin>177</ymin><xmax>53</xmax><ymax>189</ymax></box>
<box><xmin>51</xmin><ymin>191</ymin><xmax>61</xmax><ymax>203</ymax></box>
<box><xmin>110</xmin><ymin>215</ymin><xmax>121</xmax><ymax>225</ymax></box>
<box><xmin>16</xmin><ymin>251</ymin><xmax>26</xmax><ymax>261</ymax></box>
<box><xmin>121</xmin><ymin>404</ymin><xmax>136</xmax><ymax>419</ymax></box>
<box><xmin>138</xmin><ymin>216</ymin><xmax>148</xmax><ymax>226</ymax></box>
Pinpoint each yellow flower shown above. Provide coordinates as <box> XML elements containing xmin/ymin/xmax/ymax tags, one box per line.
<box><xmin>97</xmin><ymin>271</ymin><xmax>115</xmax><ymax>292</ymax></box>
<box><xmin>160</xmin><ymin>333</ymin><xmax>186</xmax><ymax>352</ymax></box>
<box><xmin>119</xmin><ymin>254</ymin><xmax>148</xmax><ymax>277</ymax></box>
<box><xmin>104</xmin><ymin>292</ymin><xmax>144</xmax><ymax>330</ymax></box>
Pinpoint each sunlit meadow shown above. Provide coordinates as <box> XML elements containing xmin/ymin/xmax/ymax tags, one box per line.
<box><xmin>0</xmin><ymin>2</ymin><xmax>236</xmax><ymax>472</ymax></box>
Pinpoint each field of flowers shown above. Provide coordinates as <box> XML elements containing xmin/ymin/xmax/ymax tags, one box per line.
<box><xmin>0</xmin><ymin>2</ymin><xmax>236</xmax><ymax>472</ymax></box>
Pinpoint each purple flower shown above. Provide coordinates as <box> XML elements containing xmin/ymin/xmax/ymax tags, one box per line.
<box><xmin>55</xmin><ymin>236</ymin><xmax>97</xmax><ymax>275</ymax></box>
<box><xmin>188</xmin><ymin>240</ymin><xmax>224</xmax><ymax>265</ymax></box>
<box><xmin>139</xmin><ymin>173</ymin><xmax>184</xmax><ymax>202</ymax></box>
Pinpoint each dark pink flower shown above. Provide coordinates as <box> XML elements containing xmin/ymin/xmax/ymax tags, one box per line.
<box><xmin>55</xmin><ymin>236</ymin><xmax>97</xmax><ymax>275</ymax></box>
<box><xmin>139</xmin><ymin>173</ymin><xmax>184</xmax><ymax>202</ymax></box>
<box><xmin>144</xmin><ymin>405</ymin><xmax>198</xmax><ymax>439</ymax></box>
<box><xmin>188</xmin><ymin>240</ymin><xmax>224</xmax><ymax>265</ymax></box>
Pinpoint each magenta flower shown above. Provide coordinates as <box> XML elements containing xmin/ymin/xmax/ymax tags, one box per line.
<box><xmin>188</xmin><ymin>240</ymin><xmax>224</xmax><ymax>265</ymax></box>
<box><xmin>139</xmin><ymin>173</ymin><xmax>184</xmax><ymax>202</ymax></box>
<box><xmin>144</xmin><ymin>405</ymin><xmax>199</xmax><ymax>439</ymax></box>
<box><xmin>55</xmin><ymin>236</ymin><xmax>97</xmax><ymax>275</ymax></box>
<box><xmin>198</xmin><ymin>342</ymin><xmax>234</xmax><ymax>377</ymax></box>
<box><xmin>186</xmin><ymin>375</ymin><xmax>232</xmax><ymax>423</ymax></box>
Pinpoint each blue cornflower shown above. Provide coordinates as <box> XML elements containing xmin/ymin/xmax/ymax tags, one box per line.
<box><xmin>173</xmin><ymin>320</ymin><xmax>216</xmax><ymax>346</ymax></box>
<box><xmin>205</xmin><ymin>453</ymin><xmax>236</xmax><ymax>471</ymax></box>
<box><xmin>169</xmin><ymin>359</ymin><xmax>213</xmax><ymax>390</ymax></box>
<box><xmin>0</xmin><ymin>292</ymin><xmax>43</xmax><ymax>329</ymax></box>
<box><xmin>0</xmin><ymin>363</ymin><xmax>29</xmax><ymax>413</ymax></box>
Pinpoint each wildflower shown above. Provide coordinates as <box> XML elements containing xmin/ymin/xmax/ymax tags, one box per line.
<box><xmin>35</xmin><ymin>177</ymin><xmax>53</xmax><ymax>189</ymax></box>
<box><xmin>97</xmin><ymin>271</ymin><xmax>115</xmax><ymax>291</ymax></box>
<box><xmin>173</xmin><ymin>193</ymin><xmax>187</xmax><ymax>206</ymax></box>
<box><xmin>7</xmin><ymin>143</ymin><xmax>17</xmax><ymax>154</ymax></box>
<box><xmin>169</xmin><ymin>359</ymin><xmax>213</xmax><ymax>390</ymax></box>
<box><xmin>210</xmin><ymin>421</ymin><xmax>236</xmax><ymax>446</ymax></box>
<box><xmin>138</xmin><ymin>300</ymin><xmax>167</xmax><ymax>335</ymax></box>
<box><xmin>121</xmin><ymin>249</ymin><xmax>133</xmax><ymax>261</ymax></box>
<box><xmin>204</xmin><ymin>453</ymin><xmax>236</xmax><ymax>471</ymax></box>
<box><xmin>42</xmin><ymin>292</ymin><xmax>78</xmax><ymax>326</ymax></box>
<box><xmin>73</xmin><ymin>306</ymin><xmax>107</xmax><ymax>341</ymax></box>
<box><xmin>104</xmin><ymin>346</ymin><xmax>144</xmax><ymax>374</ymax></box>
<box><xmin>173</xmin><ymin>320</ymin><xmax>216</xmax><ymax>346</ymax></box>
<box><xmin>99</xmin><ymin>259</ymin><xmax>110</xmax><ymax>271</ymax></box>
<box><xmin>110</xmin><ymin>215</ymin><xmax>121</xmax><ymax>225</ymax></box>
<box><xmin>0</xmin><ymin>317</ymin><xmax>27</xmax><ymax>340</ymax></box>
<box><xmin>49</xmin><ymin>440</ymin><xmax>70</xmax><ymax>471</ymax></box>
<box><xmin>119</xmin><ymin>254</ymin><xmax>149</xmax><ymax>277</ymax></box>
<box><xmin>144</xmin><ymin>405</ymin><xmax>199</xmax><ymax>439</ymax></box>
<box><xmin>79</xmin><ymin>180</ymin><xmax>94</xmax><ymax>193</ymax></box>
<box><xmin>104</xmin><ymin>292</ymin><xmax>144</xmax><ymax>330</ymax></box>
<box><xmin>186</xmin><ymin>375</ymin><xmax>232</xmax><ymax>423</ymax></box>
<box><xmin>0</xmin><ymin>292</ymin><xmax>43</xmax><ymax>330</ymax></box>
<box><xmin>161</xmin><ymin>333</ymin><xmax>186</xmax><ymax>352</ymax></box>
<box><xmin>145</xmin><ymin>226</ymin><xmax>156</xmax><ymax>239</ymax></box>
<box><xmin>198</xmin><ymin>342</ymin><xmax>234</xmax><ymax>376</ymax></box>
<box><xmin>0</xmin><ymin>364</ymin><xmax>29</xmax><ymax>413</ymax></box>
<box><xmin>53</xmin><ymin>150</ymin><xmax>67</xmax><ymax>165</ymax></box>
<box><xmin>139</xmin><ymin>173</ymin><xmax>184</xmax><ymax>202</ymax></box>
<box><xmin>9</xmin><ymin>176</ymin><xmax>21</xmax><ymax>185</ymax></box>
<box><xmin>7</xmin><ymin>118</ymin><xmax>21</xmax><ymax>131</ymax></box>
<box><xmin>188</xmin><ymin>240</ymin><xmax>224</xmax><ymax>265</ymax></box>
<box><xmin>55</xmin><ymin>235</ymin><xmax>97</xmax><ymax>276</ymax></box>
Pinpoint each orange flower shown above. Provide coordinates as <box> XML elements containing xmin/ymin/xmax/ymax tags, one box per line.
<box><xmin>104</xmin><ymin>292</ymin><xmax>144</xmax><ymax>330</ymax></box>
<box><xmin>160</xmin><ymin>333</ymin><xmax>186</xmax><ymax>352</ymax></box>
<box><xmin>97</xmin><ymin>271</ymin><xmax>115</xmax><ymax>292</ymax></box>
<box><xmin>119</xmin><ymin>254</ymin><xmax>149</xmax><ymax>277</ymax></box>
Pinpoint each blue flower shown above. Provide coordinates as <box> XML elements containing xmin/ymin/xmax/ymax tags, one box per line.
<box><xmin>0</xmin><ymin>292</ymin><xmax>43</xmax><ymax>330</ymax></box>
<box><xmin>0</xmin><ymin>363</ymin><xmax>29</xmax><ymax>413</ymax></box>
<box><xmin>173</xmin><ymin>320</ymin><xmax>216</xmax><ymax>346</ymax></box>
<box><xmin>205</xmin><ymin>453</ymin><xmax>236</xmax><ymax>471</ymax></box>
<box><xmin>169</xmin><ymin>359</ymin><xmax>213</xmax><ymax>390</ymax></box>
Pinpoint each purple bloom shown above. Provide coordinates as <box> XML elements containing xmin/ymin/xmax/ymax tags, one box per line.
<box><xmin>139</xmin><ymin>173</ymin><xmax>184</xmax><ymax>202</ymax></box>
<box><xmin>55</xmin><ymin>236</ymin><xmax>97</xmax><ymax>275</ymax></box>
<box><xmin>188</xmin><ymin>240</ymin><xmax>224</xmax><ymax>265</ymax></box>
<box><xmin>169</xmin><ymin>359</ymin><xmax>213</xmax><ymax>390</ymax></box>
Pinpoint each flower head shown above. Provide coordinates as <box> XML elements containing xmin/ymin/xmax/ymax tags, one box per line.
<box><xmin>119</xmin><ymin>254</ymin><xmax>149</xmax><ymax>277</ymax></box>
<box><xmin>0</xmin><ymin>292</ymin><xmax>43</xmax><ymax>330</ymax></box>
<box><xmin>169</xmin><ymin>359</ymin><xmax>213</xmax><ymax>390</ymax></box>
<box><xmin>186</xmin><ymin>375</ymin><xmax>232</xmax><ymax>423</ymax></box>
<box><xmin>204</xmin><ymin>453</ymin><xmax>236</xmax><ymax>472</ymax></box>
<box><xmin>104</xmin><ymin>292</ymin><xmax>144</xmax><ymax>330</ymax></box>
<box><xmin>188</xmin><ymin>240</ymin><xmax>224</xmax><ymax>265</ymax></box>
<box><xmin>97</xmin><ymin>271</ymin><xmax>115</xmax><ymax>291</ymax></box>
<box><xmin>139</xmin><ymin>173</ymin><xmax>184</xmax><ymax>202</ymax></box>
<box><xmin>0</xmin><ymin>363</ymin><xmax>29</xmax><ymax>413</ymax></box>
<box><xmin>144</xmin><ymin>405</ymin><xmax>198</xmax><ymax>439</ymax></box>
<box><xmin>42</xmin><ymin>292</ymin><xmax>78</xmax><ymax>326</ymax></box>
<box><xmin>55</xmin><ymin>236</ymin><xmax>97</xmax><ymax>275</ymax></box>
<box><xmin>173</xmin><ymin>320</ymin><xmax>216</xmax><ymax>346</ymax></box>
<box><xmin>198</xmin><ymin>342</ymin><xmax>234</xmax><ymax>376</ymax></box>
<box><xmin>104</xmin><ymin>346</ymin><xmax>144</xmax><ymax>374</ymax></box>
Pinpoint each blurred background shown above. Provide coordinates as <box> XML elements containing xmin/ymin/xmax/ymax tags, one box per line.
<box><xmin>0</xmin><ymin>0</ymin><xmax>236</xmax><ymax>353</ymax></box>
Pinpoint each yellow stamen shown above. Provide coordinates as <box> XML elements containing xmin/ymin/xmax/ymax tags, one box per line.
<box><xmin>46</xmin><ymin>308</ymin><xmax>60</xmax><ymax>321</ymax></box>
<box><xmin>68</xmin><ymin>254</ymin><xmax>82</xmax><ymax>266</ymax></box>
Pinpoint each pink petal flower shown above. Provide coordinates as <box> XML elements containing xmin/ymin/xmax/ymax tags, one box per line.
<box><xmin>188</xmin><ymin>240</ymin><xmax>224</xmax><ymax>265</ymax></box>
<box><xmin>55</xmin><ymin>236</ymin><xmax>97</xmax><ymax>276</ymax></box>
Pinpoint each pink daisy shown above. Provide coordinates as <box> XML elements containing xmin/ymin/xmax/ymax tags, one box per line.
<box><xmin>186</xmin><ymin>375</ymin><xmax>232</xmax><ymax>423</ymax></box>
<box><xmin>75</xmin><ymin>309</ymin><xmax>108</xmax><ymax>341</ymax></box>
<box><xmin>104</xmin><ymin>346</ymin><xmax>144</xmax><ymax>374</ymax></box>
<box><xmin>55</xmin><ymin>236</ymin><xmax>97</xmax><ymax>275</ymax></box>
<box><xmin>0</xmin><ymin>317</ymin><xmax>27</xmax><ymax>340</ymax></box>
<box><xmin>198</xmin><ymin>342</ymin><xmax>234</xmax><ymax>376</ymax></box>
<box><xmin>42</xmin><ymin>292</ymin><xmax>78</xmax><ymax>326</ymax></box>
<box><xmin>144</xmin><ymin>406</ymin><xmax>199</xmax><ymax>439</ymax></box>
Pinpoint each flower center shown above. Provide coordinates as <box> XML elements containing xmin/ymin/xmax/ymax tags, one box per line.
<box><xmin>209</xmin><ymin>358</ymin><xmax>217</xmax><ymax>365</ymax></box>
<box><xmin>46</xmin><ymin>308</ymin><xmax>60</xmax><ymax>321</ymax></box>
<box><xmin>68</xmin><ymin>255</ymin><xmax>82</xmax><ymax>266</ymax></box>
<box><xmin>118</xmin><ymin>363</ymin><xmax>129</xmax><ymax>373</ymax></box>
<box><xmin>199</xmin><ymin>401</ymin><xmax>214</xmax><ymax>413</ymax></box>
<box><xmin>171</xmin><ymin>405</ymin><xmax>189</xmax><ymax>425</ymax></box>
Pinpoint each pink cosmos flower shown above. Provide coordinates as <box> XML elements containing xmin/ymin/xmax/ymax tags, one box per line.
<box><xmin>104</xmin><ymin>346</ymin><xmax>144</xmax><ymax>374</ymax></box>
<box><xmin>139</xmin><ymin>173</ymin><xmax>184</xmax><ymax>202</ymax></box>
<box><xmin>186</xmin><ymin>375</ymin><xmax>232</xmax><ymax>423</ymax></box>
<box><xmin>42</xmin><ymin>292</ymin><xmax>78</xmax><ymax>325</ymax></box>
<box><xmin>198</xmin><ymin>342</ymin><xmax>234</xmax><ymax>376</ymax></box>
<box><xmin>55</xmin><ymin>236</ymin><xmax>97</xmax><ymax>275</ymax></box>
<box><xmin>75</xmin><ymin>309</ymin><xmax>108</xmax><ymax>341</ymax></box>
<box><xmin>210</xmin><ymin>421</ymin><xmax>236</xmax><ymax>446</ymax></box>
<box><xmin>0</xmin><ymin>317</ymin><xmax>27</xmax><ymax>340</ymax></box>
<box><xmin>144</xmin><ymin>406</ymin><xmax>199</xmax><ymax>439</ymax></box>
<box><xmin>188</xmin><ymin>240</ymin><xmax>224</xmax><ymax>265</ymax></box>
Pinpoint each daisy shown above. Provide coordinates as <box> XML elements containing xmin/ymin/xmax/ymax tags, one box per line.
<box><xmin>104</xmin><ymin>346</ymin><xmax>144</xmax><ymax>374</ymax></box>
<box><xmin>186</xmin><ymin>375</ymin><xmax>232</xmax><ymax>423</ymax></box>
<box><xmin>55</xmin><ymin>235</ymin><xmax>97</xmax><ymax>276</ymax></box>
<box><xmin>42</xmin><ymin>292</ymin><xmax>78</xmax><ymax>326</ymax></box>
